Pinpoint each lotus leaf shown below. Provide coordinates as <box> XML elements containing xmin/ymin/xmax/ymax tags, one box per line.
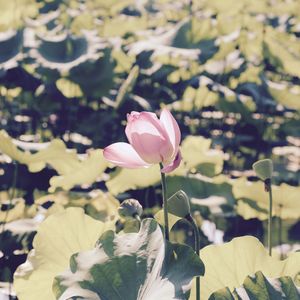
<box><xmin>0</xmin><ymin>30</ymin><xmax>23</xmax><ymax>70</ymax></box>
<box><xmin>14</xmin><ymin>207</ymin><xmax>115</xmax><ymax>300</ymax></box>
<box><xmin>53</xmin><ymin>218</ymin><xmax>204</xmax><ymax>300</ymax></box>
<box><xmin>233</xmin><ymin>177</ymin><xmax>300</xmax><ymax>220</ymax></box>
<box><xmin>48</xmin><ymin>149</ymin><xmax>107</xmax><ymax>192</ymax></box>
<box><xmin>209</xmin><ymin>271</ymin><xmax>300</xmax><ymax>299</ymax></box>
<box><xmin>189</xmin><ymin>236</ymin><xmax>300</xmax><ymax>299</ymax></box>
<box><xmin>0</xmin><ymin>198</ymin><xmax>25</xmax><ymax>223</ymax></box>
<box><xmin>0</xmin><ymin>131</ymin><xmax>79</xmax><ymax>174</ymax></box>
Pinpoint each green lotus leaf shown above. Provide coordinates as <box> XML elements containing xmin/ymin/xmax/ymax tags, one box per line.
<box><xmin>189</xmin><ymin>236</ymin><xmax>300</xmax><ymax>299</ymax></box>
<box><xmin>237</xmin><ymin>20</ymin><xmax>264</xmax><ymax>63</ymax></box>
<box><xmin>0</xmin><ymin>198</ymin><xmax>25</xmax><ymax>222</ymax></box>
<box><xmin>35</xmin><ymin>190</ymin><xmax>119</xmax><ymax>222</ymax></box>
<box><xmin>69</xmin><ymin>48</ymin><xmax>115</xmax><ymax>98</ymax></box>
<box><xmin>112</xmin><ymin>49</ymin><xmax>135</xmax><ymax>73</ymax></box>
<box><xmin>267</xmin><ymin>80</ymin><xmax>300</xmax><ymax>111</ymax></box>
<box><xmin>203</xmin><ymin>41</ymin><xmax>243</xmax><ymax>75</ymax></box>
<box><xmin>14</xmin><ymin>207</ymin><xmax>115</xmax><ymax>300</ymax></box>
<box><xmin>48</xmin><ymin>149</ymin><xmax>108</xmax><ymax>192</ymax></box>
<box><xmin>264</xmin><ymin>27</ymin><xmax>300</xmax><ymax>78</ymax></box>
<box><xmin>154</xmin><ymin>210</ymin><xmax>182</xmax><ymax>231</ymax></box>
<box><xmin>0</xmin><ymin>130</ymin><xmax>80</xmax><ymax>173</ymax></box>
<box><xmin>270</xmin><ymin>0</ymin><xmax>300</xmax><ymax>15</ymax></box>
<box><xmin>106</xmin><ymin>164</ymin><xmax>160</xmax><ymax>195</ymax></box>
<box><xmin>233</xmin><ymin>177</ymin><xmax>300</xmax><ymax>220</ymax></box>
<box><xmin>82</xmin><ymin>190</ymin><xmax>120</xmax><ymax>222</ymax></box>
<box><xmin>166</xmin><ymin>175</ymin><xmax>235</xmax><ymax>207</ymax></box>
<box><xmin>128</xmin><ymin>19</ymin><xmax>204</xmax><ymax>59</ymax></box>
<box><xmin>181</xmin><ymin>75</ymin><xmax>254</xmax><ymax>115</ymax></box>
<box><xmin>34</xmin><ymin>191</ymin><xmax>85</xmax><ymax>208</ymax></box>
<box><xmin>209</xmin><ymin>271</ymin><xmax>300</xmax><ymax>299</ymax></box>
<box><xmin>70</xmin><ymin>13</ymin><xmax>95</xmax><ymax>35</ymax></box>
<box><xmin>55</xmin><ymin>78</ymin><xmax>83</xmax><ymax>98</ymax></box>
<box><xmin>172</xmin><ymin>86</ymin><xmax>219</xmax><ymax>112</ymax></box>
<box><xmin>203</xmin><ymin>0</ymin><xmax>244</xmax><ymax>14</ymax></box>
<box><xmin>86</xmin><ymin>0</ymin><xmax>135</xmax><ymax>17</ymax></box>
<box><xmin>0</xmin><ymin>29</ymin><xmax>23</xmax><ymax>70</ymax></box>
<box><xmin>0</xmin><ymin>0</ymin><xmax>37</xmax><ymax>30</ymax></box>
<box><xmin>0</xmin><ymin>131</ymin><xmax>108</xmax><ymax>191</ymax></box>
<box><xmin>54</xmin><ymin>218</ymin><xmax>204</xmax><ymax>300</ymax></box>
<box><xmin>179</xmin><ymin>136</ymin><xmax>224</xmax><ymax>177</ymax></box>
<box><xmin>31</xmin><ymin>32</ymin><xmax>99</xmax><ymax>73</ymax></box>
<box><xmin>102</xmin><ymin>15</ymin><xmax>147</xmax><ymax>37</ymax></box>
<box><xmin>231</xmin><ymin>65</ymin><xmax>262</xmax><ymax>87</ymax></box>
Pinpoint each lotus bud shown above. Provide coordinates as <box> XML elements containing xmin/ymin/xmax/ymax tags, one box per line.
<box><xmin>167</xmin><ymin>190</ymin><xmax>191</xmax><ymax>218</ymax></box>
<box><xmin>118</xmin><ymin>199</ymin><xmax>143</xmax><ymax>219</ymax></box>
<box><xmin>252</xmin><ymin>159</ymin><xmax>273</xmax><ymax>181</ymax></box>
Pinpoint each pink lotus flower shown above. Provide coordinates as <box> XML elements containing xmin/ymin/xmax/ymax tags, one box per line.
<box><xmin>103</xmin><ymin>109</ymin><xmax>181</xmax><ymax>173</ymax></box>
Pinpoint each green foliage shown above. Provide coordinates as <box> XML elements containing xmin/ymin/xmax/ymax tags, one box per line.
<box><xmin>0</xmin><ymin>0</ymin><xmax>37</xmax><ymax>30</ymax></box>
<box><xmin>189</xmin><ymin>236</ymin><xmax>300</xmax><ymax>299</ymax></box>
<box><xmin>1</xmin><ymin>1</ymin><xmax>300</xmax><ymax>298</ymax></box>
<box><xmin>0</xmin><ymin>131</ymin><xmax>108</xmax><ymax>192</ymax></box>
<box><xmin>53</xmin><ymin>218</ymin><xmax>204</xmax><ymax>300</ymax></box>
<box><xmin>233</xmin><ymin>177</ymin><xmax>300</xmax><ymax>220</ymax></box>
<box><xmin>209</xmin><ymin>271</ymin><xmax>300</xmax><ymax>300</ymax></box>
<box><xmin>14</xmin><ymin>208</ymin><xmax>115</xmax><ymax>300</ymax></box>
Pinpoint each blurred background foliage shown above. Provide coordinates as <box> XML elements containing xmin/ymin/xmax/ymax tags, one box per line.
<box><xmin>0</xmin><ymin>0</ymin><xmax>299</xmax><ymax>298</ymax></box>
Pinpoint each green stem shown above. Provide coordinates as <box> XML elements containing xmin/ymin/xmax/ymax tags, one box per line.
<box><xmin>278</xmin><ymin>205</ymin><xmax>283</xmax><ymax>259</ymax></box>
<box><xmin>189</xmin><ymin>0</ymin><xmax>193</xmax><ymax>42</ymax></box>
<box><xmin>266</xmin><ymin>179</ymin><xmax>273</xmax><ymax>256</ymax></box>
<box><xmin>159</xmin><ymin>164</ymin><xmax>169</xmax><ymax>241</ymax></box>
<box><xmin>186</xmin><ymin>214</ymin><xmax>200</xmax><ymax>300</ymax></box>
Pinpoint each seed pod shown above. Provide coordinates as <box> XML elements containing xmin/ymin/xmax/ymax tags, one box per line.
<box><xmin>252</xmin><ymin>159</ymin><xmax>273</xmax><ymax>181</ymax></box>
<box><xmin>118</xmin><ymin>199</ymin><xmax>143</xmax><ymax>219</ymax></box>
<box><xmin>167</xmin><ymin>190</ymin><xmax>191</xmax><ymax>218</ymax></box>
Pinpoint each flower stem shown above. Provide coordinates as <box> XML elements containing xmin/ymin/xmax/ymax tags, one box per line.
<box><xmin>278</xmin><ymin>207</ymin><xmax>283</xmax><ymax>259</ymax></box>
<box><xmin>186</xmin><ymin>214</ymin><xmax>200</xmax><ymax>300</ymax></box>
<box><xmin>159</xmin><ymin>164</ymin><xmax>169</xmax><ymax>241</ymax></box>
<box><xmin>265</xmin><ymin>179</ymin><xmax>273</xmax><ymax>256</ymax></box>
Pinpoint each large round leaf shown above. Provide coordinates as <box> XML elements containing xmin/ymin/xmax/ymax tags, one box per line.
<box><xmin>48</xmin><ymin>149</ymin><xmax>108</xmax><ymax>192</ymax></box>
<box><xmin>0</xmin><ymin>30</ymin><xmax>23</xmax><ymax>70</ymax></box>
<box><xmin>0</xmin><ymin>130</ymin><xmax>79</xmax><ymax>174</ymax></box>
<box><xmin>209</xmin><ymin>271</ymin><xmax>300</xmax><ymax>299</ymax></box>
<box><xmin>0</xmin><ymin>131</ymin><xmax>108</xmax><ymax>192</ymax></box>
<box><xmin>233</xmin><ymin>177</ymin><xmax>300</xmax><ymax>220</ymax></box>
<box><xmin>189</xmin><ymin>236</ymin><xmax>300</xmax><ymax>299</ymax></box>
<box><xmin>54</xmin><ymin>218</ymin><xmax>204</xmax><ymax>300</ymax></box>
<box><xmin>30</xmin><ymin>32</ymin><xmax>98</xmax><ymax>72</ymax></box>
<box><xmin>14</xmin><ymin>208</ymin><xmax>115</xmax><ymax>300</ymax></box>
